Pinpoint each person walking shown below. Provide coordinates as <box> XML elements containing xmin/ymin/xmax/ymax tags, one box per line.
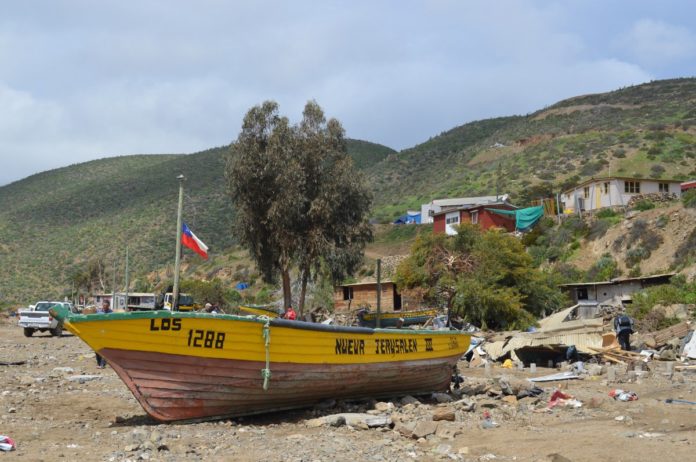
<box><xmin>95</xmin><ymin>299</ymin><xmax>112</xmax><ymax>368</ymax></box>
<box><xmin>614</xmin><ymin>312</ymin><xmax>634</xmax><ymax>351</ymax></box>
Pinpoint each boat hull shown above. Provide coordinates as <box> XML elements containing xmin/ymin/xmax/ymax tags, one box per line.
<box><xmin>358</xmin><ymin>308</ymin><xmax>438</xmax><ymax>328</ymax></box>
<box><xmin>50</xmin><ymin>308</ymin><xmax>469</xmax><ymax>422</ymax></box>
<box><xmin>101</xmin><ymin>348</ymin><xmax>459</xmax><ymax>422</ymax></box>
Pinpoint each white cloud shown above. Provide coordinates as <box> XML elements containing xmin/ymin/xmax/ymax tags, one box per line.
<box><xmin>0</xmin><ymin>2</ymin><xmax>691</xmax><ymax>186</ymax></box>
<box><xmin>615</xmin><ymin>18</ymin><xmax>696</xmax><ymax>66</ymax></box>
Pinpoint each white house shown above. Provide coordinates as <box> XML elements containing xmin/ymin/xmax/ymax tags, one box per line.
<box><xmin>560</xmin><ymin>177</ymin><xmax>682</xmax><ymax>213</ymax></box>
<box><xmin>420</xmin><ymin>194</ymin><xmax>509</xmax><ymax>224</ymax></box>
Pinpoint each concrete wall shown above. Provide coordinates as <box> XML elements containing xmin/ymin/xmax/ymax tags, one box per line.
<box><xmin>568</xmin><ymin>281</ymin><xmax>644</xmax><ymax>304</ymax></box>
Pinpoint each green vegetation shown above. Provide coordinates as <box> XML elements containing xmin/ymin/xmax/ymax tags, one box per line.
<box><xmin>225</xmin><ymin>101</ymin><xmax>372</xmax><ymax>313</ymax></box>
<box><xmin>2</xmin><ymin>78</ymin><xmax>696</xmax><ymax>305</ymax></box>
<box><xmin>368</xmin><ymin>78</ymin><xmax>696</xmax><ymax>221</ymax></box>
<box><xmin>683</xmin><ymin>189</ymin><xmax>696</xmax><ymax>208</ymax></box>
<box><xmin>632</xmin><ymin>199</ymin><xmax>656</xmax><ymax>211</ymax></box>
<box><xmin>395</xmin><ymin>225</ymin><xmax>566</xmax><ymax>330</ymax></box>
<box><xmin>628</xmin><ymin>276</ymin><xmax>696</xmax><ymax>322</ymax></box>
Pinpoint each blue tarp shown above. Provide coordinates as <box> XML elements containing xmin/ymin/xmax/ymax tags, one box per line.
<box><xmin>235</xmin><ymin>282</ymin><xmax>249</xmax><ymax>290</ymax></box>
<box><xmin>393</xmin><ymin>212</ymin><xmax>421</xmax><ymax>224</ymax></box>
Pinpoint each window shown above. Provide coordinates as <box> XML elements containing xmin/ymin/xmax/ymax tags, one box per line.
<box><xmin>576</xmin><ymin>287</ymin><xmax>588</xmax><ymax>300</ymax></box>
<box><xmin>446</xmin><ymin>216</ymin><xmax>459</xmax><ymax>224</ymax></box>
<box><xmin>583</xmin><ymin>186</ymin><xmax>590</xmax><ymax>199</ymax></box>
<box><xmin>624</xmin><ymin>181</ymin><xmax>640</xmax><ymax>193</ymax></box>
<box><xmin>342</xmin><ymin>287</ymin><xmax>353</xmax><ymax>301</ymax></box>
<box><xmin>659</xmin><ymin>183</ymin><xmax>669</xmax><ymax>193</ymax></box>
<box><xmin>603</xmin><ymin>182</ymin><xmax>610</xmax><ymax>194</ymax></box>
<box><xmin>470</xmin><ymin>211</ymin><xmax>479</xmax><ymax>224</ymax></box>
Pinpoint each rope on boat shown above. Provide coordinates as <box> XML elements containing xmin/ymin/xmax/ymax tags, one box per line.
<box><xmin>260</xmin><ymin>316</ymin><xmax>272</xmax><ymax>391</ymax></box>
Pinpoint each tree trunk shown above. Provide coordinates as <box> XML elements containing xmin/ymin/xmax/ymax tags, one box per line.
<box><xmin>298</xmin><ymin>268</ymin><xmax>309</xmax><ymax>317</ymax></box>
<box><xmin>281</xmin><ymin>268</ymin><xmax>292</xmax><ymax>309</ymax></box>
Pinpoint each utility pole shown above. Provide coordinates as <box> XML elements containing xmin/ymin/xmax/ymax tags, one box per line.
<box><xmin>172</xmin><ymin>174</ymin><xmax>185</xmax><ymax>311</ymax></box>
<box><xmin>124</xmin><ymin>245</ymin><xmax>129</xmax><ymax>311</ymax></box>
<box><xmin>376</xmin><ymin>259</ymin><xmax>382</xmax><ymax>328</ymax></box>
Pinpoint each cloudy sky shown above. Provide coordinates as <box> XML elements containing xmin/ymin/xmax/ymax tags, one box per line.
<box><xmin>1</xmin><ymin>1</ymin><xmax>695</xmax><ymax>186</ymax></box>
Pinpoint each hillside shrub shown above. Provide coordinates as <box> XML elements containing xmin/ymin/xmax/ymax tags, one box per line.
<box><xmin>595</xmin><ymin>208</ymin><xmax>619</xmax><ymax>219</ymax></box>
<box><xmin>626</xmin><ymin>246</ymin><xmax>649</xmax><ymax>267</ymax></box>
<box><xmin>585</xmin><ymin>253</ymin><xmax>620</xmax><ymax>281</ymax></box>
<box><xmin>649</xmin><ymin>164</ymin><xmax>666</xmax><ymax>178</ymax></box>
<box><xmin>683</xmin><ymin>189</ymin><xmax>696</xmax><ymax>208</ymax></box>
<box><xmin>673</xmin><ymin>228</ymin><xmax>696</xmax><ymax>268</ymax></box>
<box><xmin>632</xmin><ymin>200</ymin><xmax>655</xmax><ymax>211</ymax></box>
<box><xmin>628</xmin><ymin>277</ymin><xmax>696</xmax><ymax>321</ymax></box>
<box><xmin>588</xmin><ymin>219</ymin><xmax>611</xmax><ymax>240</ymax></box>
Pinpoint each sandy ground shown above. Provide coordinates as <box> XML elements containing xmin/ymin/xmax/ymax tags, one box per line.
<box><xmin>2</xmin><ymin>319</ymin><xmax>696</xmax><ymax>462</ymax></box>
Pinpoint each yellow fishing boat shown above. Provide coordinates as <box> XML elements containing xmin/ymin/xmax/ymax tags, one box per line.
<box><xmin>238</xmin><ymin>304</ymin><xmax>281</xmax><ymax>318</ymax></box>
<box><xmin>50</xmin><ymin>305</ymin><xmax>469</xmax><ymax>422</ymax></box>
<box><xmin>357</xmin><ymin>307</ymin><xmax>439</xmax><ymax>327</ymax></box>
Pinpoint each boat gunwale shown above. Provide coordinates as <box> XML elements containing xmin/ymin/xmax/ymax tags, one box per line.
<box><xmin>52</xmin><ymin>308</ymin><xmax>466</xmax><ymax>337</ymax></box>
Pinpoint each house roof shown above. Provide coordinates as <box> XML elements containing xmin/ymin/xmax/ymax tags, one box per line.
<box><xmin>428</xmin><ymin>194</ymin><xmax>509</xmax><ymax>207</ymax></box>
<box><xmin>337</xmin><ymin>280</ymin><xmax>395</xmax><ymax>288</ymax></box>
<box><xmin>561</xmin><ymin>176</ymin><xmax>683</xmax><ymax>195</ymax></box>
<box><xmin>431</xmin><ymin>201</ymin><xmax>517</xmax><ymax>217</ymax></box>
<box><xmin>558</xmin><ymin>273</ymin><xmax>675</xmax><ymax>288</ymax></box>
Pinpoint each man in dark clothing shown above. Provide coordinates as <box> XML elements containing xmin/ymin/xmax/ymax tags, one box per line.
<box><xmin>614</xmin><ymin>313</ymin><xmax>634</xmax><ymax>351</ymax></box>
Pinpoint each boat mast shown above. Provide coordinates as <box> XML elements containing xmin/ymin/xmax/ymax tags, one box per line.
<box><xmin>172</xmin><ymin>174</ymin><xmax>185</xmax><ymax>311</ymax></box>
<box><xmin>124</xmin><ymin>245</ymin><xmax>129</xmax><ymax>311</ymax></box>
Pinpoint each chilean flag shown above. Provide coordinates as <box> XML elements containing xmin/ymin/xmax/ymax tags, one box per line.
<box><xmin>182</xmin><ymin>223</ymin><xmax>209</xmax><ymax>259</ymax></box>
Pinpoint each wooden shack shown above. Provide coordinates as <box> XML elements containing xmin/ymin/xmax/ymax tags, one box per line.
<box><xmin>333</xmin><ymin>281</ymin><xmax>403</xmax><ymax>312</ymax></box>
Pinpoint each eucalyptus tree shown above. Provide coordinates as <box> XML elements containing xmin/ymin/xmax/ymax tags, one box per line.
<box><xmin>225</xmin><ymin>100</ymin><xmax>372</xmax><ymax>313</ymax></box>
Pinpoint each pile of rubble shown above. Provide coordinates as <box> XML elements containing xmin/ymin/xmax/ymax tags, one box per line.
<box><xmin>466</xmin><ymin>302</ymin><xmax>696</xmax><ymax>372</ymax></box>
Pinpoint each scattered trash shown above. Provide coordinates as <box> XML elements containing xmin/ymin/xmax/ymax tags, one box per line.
<box><xmin>480</xmin><ymin>410</ymin><xmax>499</xmax><ymax>429</ymax></box>
<box><xmin>547</xmin><ymin>390</ymin><xmax>583</xmax><ymax>409</ymax></box>
<box><xmin>502</xmin><ymin>359</ymin><xmax>513</xmax><ymax>369</ymax></box>
<box><xmin>609</xmin><ymin>389</ymin><xmax>638</xmax><ymax>401</ymax></box>
<box><xmin>0</xmin><ymin>435</ymin><xmax>16</xmax><ymax>451</ymax></box>
<box><xmin>665</xmin><ymin>398</ymin><xmax>696</xmax><ymax>405</ymax></box>
<box><xmin>528</xmin><ymin>371</ymin><xmax>581</xmax><ymax>383</ymax></box>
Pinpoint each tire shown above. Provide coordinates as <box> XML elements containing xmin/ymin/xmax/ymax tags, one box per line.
<box><xmin>23</xmin><ymin>328</ymin><xmax>34</xmax><ymax>337</ymax></box>
<box><xmin>50</xmin><ymin>325</ymin><xmax>63</xmax><ymax>337</ymax></box>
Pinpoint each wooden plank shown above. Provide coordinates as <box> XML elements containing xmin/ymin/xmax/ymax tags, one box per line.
<box><xmin>653</xmin><ymin>322</ymin><xmax>691</xmax><ymax>346</ymax></box>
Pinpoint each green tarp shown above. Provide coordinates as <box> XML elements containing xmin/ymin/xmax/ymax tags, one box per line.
<box><xmin>486</xmin><ymin>205</ymin><xmax>544</xmax><ymax>232</ymax></box>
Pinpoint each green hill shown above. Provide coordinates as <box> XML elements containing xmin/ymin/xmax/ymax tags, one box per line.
<box><xmin>368</xmin><ymin>78</ymin><xmax>696</xmax><ymax>221</ymax></box>
<box><xmin>2</xmin><ymin>78</ymin><xmax>696</xmax><ymax>305</ymax></box>
<box><xmin>0</xmin><ymin>140</ymin><xmax>394</xmax><ymax>305</ymax></box>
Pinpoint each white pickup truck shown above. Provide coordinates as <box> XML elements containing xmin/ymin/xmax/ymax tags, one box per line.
<box><xmin>18</xmin><ymin>301</ymin><xmax>75</xmax><ymax>337</ymax></box>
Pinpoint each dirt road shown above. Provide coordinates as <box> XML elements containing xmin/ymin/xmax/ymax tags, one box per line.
<box><xmin>1</xmin><ymin>318</ymin><xmax>695</xmax><ymax>461</ymax></box>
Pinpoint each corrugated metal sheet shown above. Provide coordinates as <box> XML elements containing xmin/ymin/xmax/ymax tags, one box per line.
<box><xmin>483</xmin><ymin>327</ymin><xmax>608</xmax><ymax>360</ymax></box>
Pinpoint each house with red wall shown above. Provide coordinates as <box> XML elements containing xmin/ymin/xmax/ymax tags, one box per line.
<box><xmin>433</xmin><ymin>202</ymin><xmax>517</xmax><ymax>235</ymax></box>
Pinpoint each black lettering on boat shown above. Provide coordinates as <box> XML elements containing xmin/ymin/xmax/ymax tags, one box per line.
<box><xmin>335</xmin><ymin>338</ymin><xmax>365</xmax><ymax>355</ymax></box>
<box><xmin>150</xmin><ymin>318</ymin><xmax>182</xmax><ymax>332</ymax></box>
<box><xmin>186</xmin><ymin>329</ymin><xmax>225</xmax><ymax>349</ymax></box>
<box><xmin>425</xmin><ymin>338</ymin><xmax>433</xmax><ymax>352</ymax></box>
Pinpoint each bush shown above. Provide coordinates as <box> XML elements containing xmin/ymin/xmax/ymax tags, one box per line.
<box><xmin>632</xmin><ymin>200</ymin><xmax>655</xmax><ymax>211</ymax></box>
<box><xmin>683</xmin><ymin>189</ymin><xmax>696</xmax><ymax>208</ymax></box>
<box><xmin>628</xmin><ymin>279</ymin><xmax>696</xmax><ymax>321</ymax></box>
<box><xmin>588</xmin><ymin>219</ymin><xmax>610</xmax><ymax>240</ymax></box>
<box><xmin>649</xmin><ymin>164</ymin><xmax>666</xmax><ymax>178</ymax></box>
<box><xmin>626</xmin><ymin>246</ymin><xmax>649</xmax><ymax>267</ymax></box>
<box><xmin>595</xmin><ymin>208</ymin><xmax>618</xmax><ymax>219</ymax></box>
<box><xmin>586</xmin><ymin>253</ymin><xmax>620</xmax><ymax>281</ymax></box>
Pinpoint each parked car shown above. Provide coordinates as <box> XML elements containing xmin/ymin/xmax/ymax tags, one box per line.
<box><xmin>17</xmin><ymin>301</ymin><xmax>74</xmax><ymax>337</ymax></box>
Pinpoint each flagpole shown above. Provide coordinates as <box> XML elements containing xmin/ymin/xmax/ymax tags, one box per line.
<box><xmin>172</xmin><ymin>174</ymin><xmax>185</xmax><ymax>311</ymax></box>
